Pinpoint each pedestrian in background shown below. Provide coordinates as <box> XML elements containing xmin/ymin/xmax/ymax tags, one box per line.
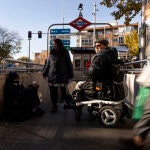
<box><xmin>120</xmin><ymin>65</ymin><xmax>150</xmax><ymax>150</ymax></box>
<box><xmin>43</xmin><ymin>38</ymin><xmax>73</xmax><ymax>113</ymax></box>
<box><xmin>85</xmin><ymin>59</ymin><xmax>91</xmax><ymax>69</ymax></box>
<box><xmin>120</xmin><ymin>10</ymin><xmax>150</xmax><ymax>146</ymax></box>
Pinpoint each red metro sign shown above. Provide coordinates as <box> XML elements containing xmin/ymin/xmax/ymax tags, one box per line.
<box><xmin>69</xmin><ymin>17</ymin><xmax>91</xmax><ymax>31</ymax></box>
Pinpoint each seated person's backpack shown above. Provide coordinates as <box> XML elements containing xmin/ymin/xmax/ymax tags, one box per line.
<box><xmin>111</xmin><ymin>62</ymin><xmax>125</xmax><ymax>101</ymax></box>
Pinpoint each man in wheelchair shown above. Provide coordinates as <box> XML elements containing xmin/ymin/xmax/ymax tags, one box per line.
<box><xmin>74</xmin><ymin>39</ymin><xmax>125</xmax><ymax>102</ymax></box>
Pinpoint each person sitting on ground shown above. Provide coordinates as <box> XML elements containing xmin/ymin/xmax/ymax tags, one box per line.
<box><xmin>3</xmin><ymin>71</ymin><xmax>44</xmax><ymax>122</ymax></box>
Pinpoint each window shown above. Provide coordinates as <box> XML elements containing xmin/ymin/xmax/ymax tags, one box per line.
<box><xmin>75</xmin><ymin>59</ymin><xmax>80</xmax><ymax>68</ymax></box>
<box><xmin>113</xmin><ymin>29</ymin><xmax>118</xmax><ymax>35</ymax></box>
<box><xmin>105</xmin><ymin>30</ymin><xmax>110</xmax><ymax>34</ymax></box>
<box><xmin>118</xmin><ymin>36</ymin><xmax>124</xmax><ymax>44</ymax></box>
<box><xmin>118</xmin><ymin>27</ymin><xmax>126</xmax><ymax>33</ymax></box>
<box><xmin>82</xmin><ymin>39</ymin><xmax>93</xmax><ymax>47</ymax></box>
<box><xmin>113</xmin><ymin>38</ymin><xmax>118</xmax><ymax>42</ymax></box>
<box><xmin>97</xmin><ymin>31</ymin><xmax>103</xmax><ymax>35</ymax></box>
<box><xmin>126</xmin><ymin>26</ymin><xmax>131</xmax><ymax>32</ymax></box>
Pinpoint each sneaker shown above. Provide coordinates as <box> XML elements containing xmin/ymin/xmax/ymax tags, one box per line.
<box><xmin>119</xmin><ymin>138</ymin><xmax>144</xmax><ymax>150</ymax></box>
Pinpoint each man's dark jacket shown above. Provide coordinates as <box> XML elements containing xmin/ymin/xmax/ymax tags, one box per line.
<box><xmin>88</xmin><ymin>47</ymin><xmax>118</xmax><ymax>82</ymax></box>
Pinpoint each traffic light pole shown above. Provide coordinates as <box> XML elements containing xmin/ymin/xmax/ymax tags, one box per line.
<box><xmin>27</xmin><ymin>31</ymin><xmax>47</xmax><ymax>61</ymax></box>
<box><xmin>28</xmin><ymin>38</ymin><xmax>31</xmax><ymax>61</ymax></box>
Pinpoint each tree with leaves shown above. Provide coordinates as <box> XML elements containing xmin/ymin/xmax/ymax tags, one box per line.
<box><xmin>0</xmin><ymin>27</ymin><xmax>21</xmax><ymax>62</ymax></box>
<box><xmin>124</xmin><ymin>30</ymin><xmax>139</xmax><ymax>56</ymax></box>
<box><xmin>100</xmin><ymin>0</ymin><xmax>141</xmax><ymax>25</ymax></box>
<box><xmin>17</xmin><ymin>56</ymin><xmax>31</xmax><ymax>62</ymax></box>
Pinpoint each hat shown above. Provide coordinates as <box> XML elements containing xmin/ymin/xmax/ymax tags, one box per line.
<box><xmin>96</xmin><ymin>39</ymin><xmax>109</xmax><ymax>46</ymax></box>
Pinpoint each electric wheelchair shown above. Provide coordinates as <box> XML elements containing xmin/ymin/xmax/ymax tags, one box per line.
<box><xmin>71</xmin><ymin>79</ymin><xmax>128</xmax><ymax>127</ymax></box>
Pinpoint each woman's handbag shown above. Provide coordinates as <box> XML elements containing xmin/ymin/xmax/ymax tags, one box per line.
<box><xmin>132</xmin><ymin>87</ymin><xmax>150</xmax><ymax>120</ymax></box>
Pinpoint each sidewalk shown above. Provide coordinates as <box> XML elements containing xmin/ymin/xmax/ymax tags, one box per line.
<box><xmin>0</xmin><ymin>102</ymin><xmax>149</xmax><ymax>150</ymax></box>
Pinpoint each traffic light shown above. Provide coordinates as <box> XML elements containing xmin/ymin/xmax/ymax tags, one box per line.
<box><xmin>28</xmin><ymin>31</ymin><xmax>32</xmax><ymax>39</ymax></box>
<box><xmin>38</xmin><ymin>31</ymin><xmax>42</xmax><ymax>38</ymax></box>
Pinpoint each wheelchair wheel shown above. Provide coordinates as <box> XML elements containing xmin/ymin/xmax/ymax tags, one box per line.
<box><xmin>99</xmin><ymin>106</ymin><xmax>119</xmax><ymax>127</ymax></box>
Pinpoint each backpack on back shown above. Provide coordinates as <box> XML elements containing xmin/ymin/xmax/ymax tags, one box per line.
<box><xmin>104</xmin><ymin>48</ymin><xmax>125</xmax><ymax>100</ymax></box>
<box><xmin>111</xmin><ymin>63</ymin><xmax>125</xmax><ymax>100</ymax></box>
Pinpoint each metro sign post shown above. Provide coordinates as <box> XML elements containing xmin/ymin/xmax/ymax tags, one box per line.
<box><xmin>50</xmin><ymin>28</ymin><xmax>70</xmax><ymax>34</ymax></box>
<box><xmin>69</xmin><ymin>17</ymin><xmax>91</xmax><ymax>31</ymax></box>
<box><xmin>46</xmin><ymin>3</ymin><xmax>114</xmax><ymax>57</ymax></box>
<box><xmin>50</xmin><ymin>28</ymin><xmax>71</xmax><ymax>50</ymax></box>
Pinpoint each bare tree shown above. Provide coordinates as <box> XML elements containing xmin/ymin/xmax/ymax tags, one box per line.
<box><xmin>0</xmin><ymin>27</ymin><xmax>22</xmax><ymax>61</ymax></box>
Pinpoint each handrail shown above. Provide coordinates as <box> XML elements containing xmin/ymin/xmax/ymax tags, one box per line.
<box><xmin>124</xmin><ymin>59</ymin><xmax>148</xmax><ymax>66</ymax></box>
<box><xmin>1</xmin><ymin>58</ymin><xmax>44</xmax><ymax>73</ymax></box>
<box><xmin>1</xmin><ymin>58</ymin><xmax>44</xmax><ymax>66</ymax></box>
<box><xmin>122</xmin><ymin>59</ymin><xmax>148</xmax><ymax>74</ymax></box>
<box><xmin>1</xmin><ymin>58</ymin><xmax>149</xmax><ymax>75</ymax></box>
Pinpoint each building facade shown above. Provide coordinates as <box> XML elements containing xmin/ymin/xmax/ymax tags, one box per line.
<box><xmin>71</xmin><ymin>23</ymin><xmax>139</xmax><ymax>74</ymax></box>
<box><xmin>32</xmin><ymin>23</ymin><xmax>139</xmax><ymax>77</ymax></box>
<box><xmin>33</xmin><ymin>50</ymin><xmax>47</xmax><ymax>64</ymax></box>
<box><xmin>79</xmin><ymin>22</ymin><xmax>139</xmax><ymax>47</ymax></box>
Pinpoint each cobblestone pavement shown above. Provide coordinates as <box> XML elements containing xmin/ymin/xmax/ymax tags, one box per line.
<box><xmin>0</xmin><ymin>102</ymin><xmax>149</xmax><ymax>150</ymax></box>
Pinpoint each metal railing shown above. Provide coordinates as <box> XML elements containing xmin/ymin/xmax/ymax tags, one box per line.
<box><xmin>1</xmin><ymin>58</ymin><xmax>44</xmax><ymax>73</ymax></box>
<box><xmin>123</xmin><ymin>59</ymin><xmax>149</xmax><ymax>74</ymax></box>
<box><xmin>73</xmin><ymin>59</ymin><xmax>149</xmax><ymax>75</ymax></box>
<box><xmin>1</xmin><ymin>58</ymin><xmax>149</xmax><ymax>76</ymax></box>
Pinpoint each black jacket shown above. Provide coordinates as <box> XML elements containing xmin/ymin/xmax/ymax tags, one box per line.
<box><xmin>43</xmin><ymin>50</ymin><xmax>73</xmax><ymax>84</ymax></box>
<box><xmin>88</xmin><ymin>47</ymin><xmax>118</xmax><ymax>82</ymax></box>
<box><xmin>4</xmin><ymin>82</ymin><xmax>38</xmax><ymax>121</ymax></box>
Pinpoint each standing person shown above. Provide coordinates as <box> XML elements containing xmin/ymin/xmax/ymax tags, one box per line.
<box><xmin>3</xmin><ymin>71</ymin><xmax>44</xmax><ymax>122</ymax></box>
<box><xmin>120</xmin><ymin>99</ymin><xmax>150</xmax><ymax>150</ymax></box>
<box><xmin>43</xmin><ymin>38</ymin><xmax>73</xmax><ymax>113</ymax></box>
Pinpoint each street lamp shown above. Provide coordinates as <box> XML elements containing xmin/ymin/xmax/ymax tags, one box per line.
<box><xmin>92</xmin><ymin>1</ymin><xmax>99</xmax><ymax>46</ymax></box>
<box><xmin>78</xmin><ymin>3</ymin><xmax>83</xmax><ymax>17</ymax></box>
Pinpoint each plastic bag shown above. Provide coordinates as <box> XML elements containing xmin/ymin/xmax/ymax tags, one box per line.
<box><xmin>132</xmin><ymin>87</ymin><xmax>150</xmax><ymax>120</ymax></box>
